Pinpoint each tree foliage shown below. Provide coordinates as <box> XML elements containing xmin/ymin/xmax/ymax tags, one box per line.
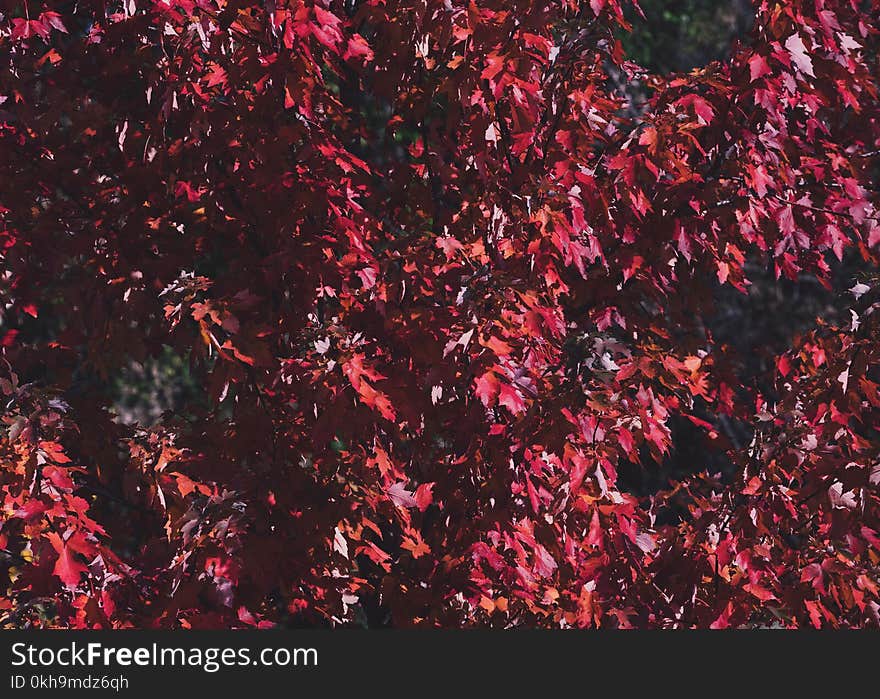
<box><xmin>1</xmin><ymin>0</ymin><xmax>879</xmax><ymax>628</ymax></box>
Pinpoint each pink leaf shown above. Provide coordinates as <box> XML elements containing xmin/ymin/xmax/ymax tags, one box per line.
<box><xmin>387</xmin><ymin>481</ymin><xmax>418</xmax><ymax>508</ymax></box>
<box><xmin>785</xmin><ymin>34</ymin><xmax>815</xmax><ymax>78</ymax></box>
<box><xmin>748</xmin><ymin>54</ymin><xmax>771</xmax><ymax>82</ymax></box>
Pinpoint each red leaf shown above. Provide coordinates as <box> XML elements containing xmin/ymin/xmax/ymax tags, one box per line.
<box><xmin>533</xmin><ymin>543</ymin><xmax>557</xmax><ymax>578</ymax></box>
<box><xmin>0</xmin><ymin>329</ymin><xmax>19</xmax><ymax>347</ymax></box>
<box><xmin>40</xmin><ymin>441</ymin><xmax>71</xmax><ymax>464</ymax></box>
<box><xmin>474</xmin><ymin>371</ymin><xmax>500</xmax><ymax>407</ymax></box>
<box><xmin>386</xmin><ymin>481</ymin><xmax>417</xmax><ymax>509</ymax></box>
<box><xmin>414</xmin><ymin>483</ymin><xmax>434</xmax><ymax>512</ymax></box>
<box><xmin>777</xmin><ymin>355</ymin><xmax>792</xmax><ymax>377</ymax></box>
<box><xmin>804</xmin><ymin>600</ymin><xmax>823</xmax><ymax>629</ymax></box>
<box><xmin>617</xmin><ymin>427</ymin><xmax>635</xmax><ymax>455</ymax></box>
<box><xmin>13</xmin><ymin>499</ymin><xmax>48</xmax><ymax>521</ymax></box>
<box><xmin>710</xmin><ymin>602</ymin><xmax>735</xmax><ymax>629</ymax></box>
<box><xmin>53</xmin><ymin>544</ymin><xmax>88</xmax><ymax>590</ymax></box>
<box><xmin>586</xmin><ymin>509</ymin><xmax>603</xmax><ymax>548</ymax></box>
<box><xmin>205</xmin><ymin>64</ymin><xmax>228</xmax><ymax>88</ymax></box>
<box><xmin>41</xmin><ymin>11</ymin><xmax>68</xmax><ymax>34</ymax></box>
<box><xmin>743</xmin><ymin>583</ymin><xmax>776</xmax><ymax>602</ymax></box>
<box><xmin>525</xmin><ymin>475</ymin><xmax>540</xmax><ymax>514</ymax></box>
<box><xmin>43</xmin><ymin>465</ymin><xmax>74</xmax><ymax>491</ymax></box>
<box><xmin>861</xmin><ymin>526</ymin><xmax>880</xmax><ymax>551</ymax></box>
<box><xmin>401</xmin><ymin>530</ymin><xmax>431</xmax><ymax>559</ymax></box>
<box><xmin>748</xmin><ymin>54</ymin><xmax>771</xmax><ymax>82</ymax></box>
<box><xmin>568</xmin><ymin>453</ymin><xmax>588</xmax><ymax>493</ymax></box>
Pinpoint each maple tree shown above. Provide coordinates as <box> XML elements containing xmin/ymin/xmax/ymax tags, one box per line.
<box><xmin>1</xmin><ymin>0</ymin><xmax>879</xmax><ymax>629</ymax></box>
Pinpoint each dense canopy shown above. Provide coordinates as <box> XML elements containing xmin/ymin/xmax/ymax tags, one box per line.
<box><xmin>1</xmin><ymin>0</ymin><xmax>879</xmax><ymax>628</ymax></box>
